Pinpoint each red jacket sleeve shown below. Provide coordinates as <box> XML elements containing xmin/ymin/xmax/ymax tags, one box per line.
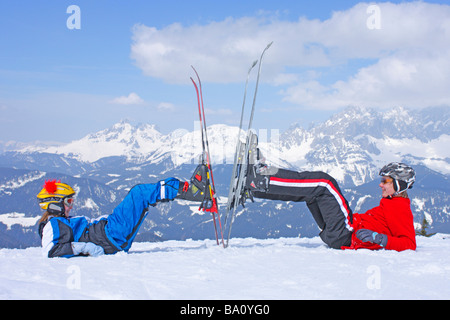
<box><xmin>382</xmin><ymin>198</ymin><xmax>417</xmax><ymax>251</ymax></box>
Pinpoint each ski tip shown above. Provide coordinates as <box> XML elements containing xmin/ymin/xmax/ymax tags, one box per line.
<box><xmin>191</xmin><ymin>65</ymin><xmax>200</xmax><ymax>75</ymax></box>
<box><xmin>266</xmin><ymin>41</ymin><xmax>274</xmax><ymax>49</ymax></box>
<box><xmin>251</xmin><ymin>60</ymin><xmax>258</xmax><ymax>68</ymax></box>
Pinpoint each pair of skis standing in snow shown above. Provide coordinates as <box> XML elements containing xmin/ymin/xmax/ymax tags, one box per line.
<box><xmin>37</xmin><ymin>42</ymin><xmax>417</xmax><ymax>258</ymax></box>
<box><xmin>189</xmin><ymin>42</ymin><xmax>275</xmax><ymax>248</ymax></box>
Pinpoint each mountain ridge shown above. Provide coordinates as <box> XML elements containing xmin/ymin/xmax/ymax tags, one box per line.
<box><xmin>6</xmin><ymin>106</ymin><xmax>449</xmax><ymax>184</ymax></box>
<box><xmin>0</xmin><ymin>105</ymin><xmax>448</xmax><ymax>248</ymax></box>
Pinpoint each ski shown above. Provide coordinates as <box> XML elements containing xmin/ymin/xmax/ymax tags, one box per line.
<box><xmin>190</xmin><ymin>66</ymin><xmax>225</xmax><ymax>247</ymax></box>
<box><xmin>224</xmin><ymin>41</ymin><xmax>273</xmax><ymax>248</ymax></box>
<box><xmin>222</xmin><ymin>60</ymin><xmax>258</xmax><ymax>229</ymax></box>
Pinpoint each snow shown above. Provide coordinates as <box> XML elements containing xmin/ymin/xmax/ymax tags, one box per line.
<box><xmin>1</xmin><ymin>235</ymin><xmax>450</xmax><ymax>300</ymax></box>
<box><xmin>0</xmin><ymin>213</ymin><xmax>40</xmax><ymax>230</ymax></box>
<box><xmin>355</xmin><ymin>195</ymin><xmax>372</xmax><ymax>212</ymax></box>
<box><xmin>0</xmin><ymin>171</ymin><xmax>46</xmax><ymax>195</ymax></box>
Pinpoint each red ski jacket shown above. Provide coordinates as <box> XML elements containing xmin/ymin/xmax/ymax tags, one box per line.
<box><xmin>343</xmin><ymin>197</ymin><xmax>417</xmax><ymax>251</ymax></box>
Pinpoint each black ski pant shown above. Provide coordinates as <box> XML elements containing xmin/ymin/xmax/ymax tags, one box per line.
<box><xmin>253</xmin><ymin>168</ymin><xmax>353</xmax><ymax>249</ymax></box>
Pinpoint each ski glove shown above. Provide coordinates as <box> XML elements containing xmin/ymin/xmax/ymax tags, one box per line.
<box><xmin>71</xmin><ymin>242</ymin><xmax>105</xmax><ymax>257</ymax></box>
<box><xmin>355</xmin><ymin>229</ymin><xmax>388</xmax><ymax>247</ymax></box>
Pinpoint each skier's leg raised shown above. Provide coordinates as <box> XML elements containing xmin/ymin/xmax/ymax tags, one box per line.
<box><xmin>250</xmin><ymin>166</ymin><xmax>353</xmax><ymax>249</ymax></box>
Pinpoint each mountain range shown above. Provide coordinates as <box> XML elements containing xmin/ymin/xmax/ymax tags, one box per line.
<box><xmin>0</xmin><ymin>105</ymin><xmax>449</xmax><ymax>248</ymax></box>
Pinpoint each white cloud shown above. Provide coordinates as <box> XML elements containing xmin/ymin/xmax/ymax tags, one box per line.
<box><xmin>130</xmin><ymin>2</ymin><xmax>450</xmax><ymax>110</ymax></box>
<box><xmin>110</xmin><ymin>92</ymin><xmax>144</xmax><ymax>105</ymax></box>
<box><xmin>205</xmin><ymin>108</ymin><xmax>233</xmax><ymax>116</ymax></box>
<box><xmin>283</xmin><ymin>55</ymin><xmax>450</xmax><ymax>109</ymax></box>
<box><xmin>157</xmin><ymin>102</ymin><xmax>175</xmax><ymax>111</ymax></box>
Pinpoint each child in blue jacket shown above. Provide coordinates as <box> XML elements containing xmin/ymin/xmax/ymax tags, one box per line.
<box><xmin>37</xmin><ymin>165</ymin><xmax>210</xmax><ymax>258</ymax></box>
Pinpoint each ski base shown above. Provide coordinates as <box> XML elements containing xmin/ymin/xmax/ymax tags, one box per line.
<box><xmin>190</xmin><ymin>66</ymin><xmax>225</xmax><ymax>247</ymax></box>
<box><xmin>224</xmin><ymin>130</ymin><xmax>258</xmax><ymax>248</ymax></box>
<box><xmin>223</xmin><ymin>41</ymin><xmax>273</xmax><ymax>248</ymax></box>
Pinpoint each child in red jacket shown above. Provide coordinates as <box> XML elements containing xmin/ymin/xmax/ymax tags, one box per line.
<box><xmin>343</xmin><ymin>163</ymin><xmax>417</xmax><ymax>251</ymax></box>
<box><xmin>247</xmin><ymin>161</ymin><xmax>417</xmax><ymax>251</ymax></box>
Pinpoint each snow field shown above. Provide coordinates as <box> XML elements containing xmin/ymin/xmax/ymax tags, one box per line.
<box><xmin>1</xmin><ymin>235</ymin><xmax>449</xmax><ymax>300</ymax></box>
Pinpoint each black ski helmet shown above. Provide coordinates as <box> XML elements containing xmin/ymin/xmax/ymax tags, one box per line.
<box><xmin>379</xmin><ymin>162</ymin><xmax>415</xmax><ymax>195</ymax></box>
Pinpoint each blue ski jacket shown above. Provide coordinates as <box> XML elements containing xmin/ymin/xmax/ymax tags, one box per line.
<box><xmin>39</xmin><ymin>178</ymin><xmax>180</xmax><ymax>258</ymax></box>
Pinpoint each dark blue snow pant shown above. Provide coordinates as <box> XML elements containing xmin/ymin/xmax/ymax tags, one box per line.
<box><xmin>253</xmin><ymin>169</ymin><xmax>353</xmax><ymax>249</ymax></box>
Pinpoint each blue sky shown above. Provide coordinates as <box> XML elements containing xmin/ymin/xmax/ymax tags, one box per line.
<box><xmin>1</xmin><ymin>1</ymin><xmax>449</xmax><ymax>143</ymax></box>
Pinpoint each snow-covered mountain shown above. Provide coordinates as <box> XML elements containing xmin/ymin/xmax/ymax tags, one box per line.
<box><xmin>0</xmin><ymin>106</ymin><xmax>449</xmax><ymax>248</ymax></box>
<box><xmin>12</xmin><ymin>106</ymin><xmax>449</xmax><ymax>187</ymax></box>
<box><xmin>19</xmin><ymin>120</ymin><xmax>238</xmax><ymax>166</ymax></box>
<box><xmin>279</xmin><ymin>106</ymin><xmax>450</xmax><ymax>186</ymax></box>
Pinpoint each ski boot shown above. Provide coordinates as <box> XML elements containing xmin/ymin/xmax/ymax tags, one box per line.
<box><xmin>233</xmin><ymin>132</ymin><xmax>273</xmax><ymax>207</ymax></box>
<box><xmin>244</xmin><ymin>134</ymin><xmax>271</xmax><ymax>194</ymax></box>
<box><xmin>177</xmin><ymin>163</ymin><xmax>213</xmax><ymax>209</ymax></box>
